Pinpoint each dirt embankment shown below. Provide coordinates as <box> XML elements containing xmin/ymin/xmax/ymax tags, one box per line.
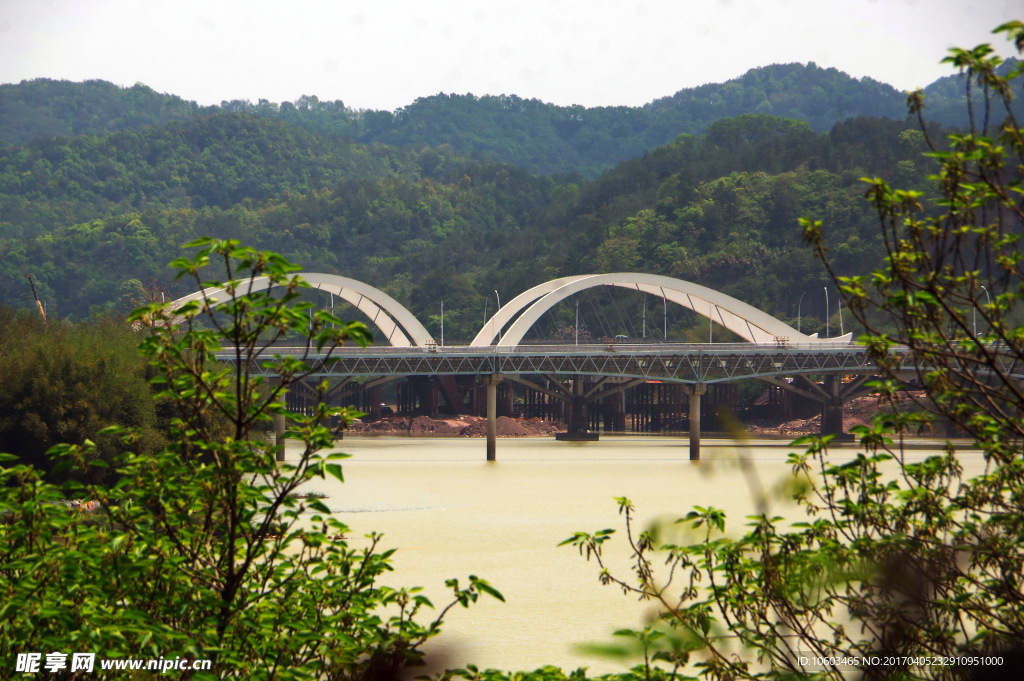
<box><xmin>746</xmin><ymin>392</ymin><xmax>930</xmax><ymax>436</ymax></box>
<box><xmin>348</xmin><ymin>415</ymin><xmax>566</xmax><ymax>437</ymax></box>
<box><xmin>348</xmin><ymin>393</ymin><xmax>935</xmax><ymax>439</ymax></box>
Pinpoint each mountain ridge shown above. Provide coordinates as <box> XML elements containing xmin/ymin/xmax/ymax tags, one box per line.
<box><xmin>3</xmin><ymin>60</ymin><xmax>1013</xmax><ymax>177</ymax></box>
<box><xmin>0</xmin><ymin>111</ymin><xmax>938</xmax><ymax>337</ymax></box>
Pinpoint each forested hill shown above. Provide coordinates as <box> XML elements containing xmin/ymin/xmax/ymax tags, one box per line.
<box><xmin>0</xmin><ymin>113</ymin><xmax>454</xmax><ymax>232</ymax></box>
<box><xmin>0</xmin><ymin>111</ymin><xmax>940</xmax><ymax>340</ymax></box>
<box><xmin>3</xmin><ymin>60</ymin><xmax>1015</xmax><ymax>177</ymax></box>
<box><xmin>311</xmin><ymin>63</ymin><xmax>906</xmax><ymax>177</ymax></box>
<box><xmin>0</xmin><ymin>80</ymin><xmax>216</xmax><ymax>146</ymax></box>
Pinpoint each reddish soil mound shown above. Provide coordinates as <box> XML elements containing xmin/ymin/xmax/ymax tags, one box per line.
<box><xmin>747</xmin><ymin>392</ymin><xmax>929</xmax><ymax>436</ymax></box>
<box><xmin>458</xmin><ymin>416</ymin><xmax>564</xmax><ymax>438</ymax></box>
<box><xmin>350</xmin><ymin>415</ymin><xmax>470</xmax><ymax>434</ymax></box>
<box><xmin>348</xmin><ymin>415</ymin><xmax>566</xmax><ymax>437</ymax></box>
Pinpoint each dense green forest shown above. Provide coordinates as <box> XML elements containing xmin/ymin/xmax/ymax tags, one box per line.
<box><xmin>0</xmin><ymin>80</ymin><xmax>215</xmax><ymax>146</ymax></box>
<box><xmin>0</xmin><ymin>105</ymin><xmax>941</xmax><ymax>341</ymax></box>
<box><xmin>0</xmin><ymin>307</ymin><xmax>166</xmax><ymax>480</ymax></box>
<box><xmin>2</xmin><ymin>60</ymin><xmax>1013</xmax><ymax>177</ymax></box>
<box><xmin>0</xmin><ymin>112</ymin><xmax>438</xmax><ymax>219</ymax></box>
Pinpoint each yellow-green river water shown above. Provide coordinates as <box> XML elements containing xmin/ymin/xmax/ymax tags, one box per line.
<box><xmin>287</xmin><ymin>435</ymin><xmax>980</xmax><ymax>675</ymax></box>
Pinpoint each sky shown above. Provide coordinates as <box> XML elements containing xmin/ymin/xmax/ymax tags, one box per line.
<box><xmin>0</xmin><ymin>0</ymin><xmax>1021</xmax><ymax>112</ymax></box>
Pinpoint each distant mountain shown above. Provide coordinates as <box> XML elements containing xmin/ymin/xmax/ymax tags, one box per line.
<box><xmin>0</xmin><ymin>112</ymin><xmax>439</xmax><ymax>234</ymax></box>
<box><xmin>0</xmin><ymin>112</ymin><xmax>938</xmax><ymax>331</ymax></box>
<box><xmin>918</xmin><ymin>57</ymin><xmax>1021</xmax><ymax>130</ymax></box>
<box><xmin>227</xmin><ymin>62</ymin><xmax>913</xmax><ymax>177</ymax></box>
<box><xmin>0</xmin><ymin>79</ymin><xmax>214</xmax><ymax>146</ymax></box>
<box><xmin>1</xmin><ymin>59</ymin><xmax>1017</xmax><ymax>178</ymax></box>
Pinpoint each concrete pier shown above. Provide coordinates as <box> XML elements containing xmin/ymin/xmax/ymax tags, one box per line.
<box><xmin>686</xmin><ymin>383</ymin><xmax>707</xmax><ymax>460</ymax></box>
<box><xmin>272</xmin><ymin>377</ymin><xmax>287</xmax><ymax>461</ymax></box>
<box><xmin>485</xmin><ymin>373</ymin><xmax>503</xmax><ymax>461</ymax></box>
<box><xmin>821</xmin><ymin>375</ymin><xmax>844</xmax><ymax>436</ymax></box>
<box><xmin>555</xmin><ymin>375</ymin><xmax>599</xmax><ymax>441</ymax></box>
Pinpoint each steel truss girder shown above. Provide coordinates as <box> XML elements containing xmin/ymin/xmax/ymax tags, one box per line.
<box><xmin>218</xmin><ymin>346</ymin><xmax>926</xmax><ymax>383</ymax></box>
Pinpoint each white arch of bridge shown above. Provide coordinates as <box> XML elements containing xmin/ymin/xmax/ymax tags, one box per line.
<box><xmin>169</xmin><ymin>273</ymin><xmax>434</xmax><ymax>347</ymax></box>
<box><xmin>472</xmin><ymin>272</ymin><xmax>851</xmax><ymax>347</ymax></box>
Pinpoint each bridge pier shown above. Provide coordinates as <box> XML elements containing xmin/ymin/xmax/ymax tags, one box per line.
<box><xmin>272</xmin><ymin>377</ymin><xmax>287</xmax><ymax>461</ymax></box>
<box><xmin>555</xmin><ymin>375</ymin><xmax>599</xmax><ymax>441</ymax></box>
<box><xmin>759</xmin><ymin>374</ymin><xmax>876</xmax><ymax>442</ymax></box>
<box><xmin>274</xmin><ymin>412</ymin><xmax>286</xmax><ymax>460</ymax></box>
<box><xmin>685</xmin><ymin>384</ymin><xmax>707</xmax><ymax>460</ymax></box>
<box><xmin>821</xmin><ymin>375</ymin><xmax>844</xmax><ymax>436</ymax></box>
<box><xmin>485</xmin><ymin>374</ymin><xmax>502</xmax><ymax>461</ymax></box>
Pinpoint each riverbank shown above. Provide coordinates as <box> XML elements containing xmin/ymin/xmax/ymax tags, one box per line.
<box><xmin>345</xmin><ymin>393</ymin><xmax>928</xmax><ymax>439</ymax></box>
<box><xmin>348</xmin><ymin>415</ymin><xmax>566</xmax><ymax>437</ymax></box>
<box><xmin>746</xmin><ymin>392</ymin><xmax>939</xmax><ymax>437</ymax></box>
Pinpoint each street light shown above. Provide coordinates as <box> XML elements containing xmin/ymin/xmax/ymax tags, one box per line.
<box><xmin>824</xmin><ymin>286</ymin><xmax>829</xmax><ymax>338</ymax></box>
<box><xmin>798</xmin><ymin>292</ymin><xmax>806</xmax><ymax>333</ymax></box>
<box><xmin>440</xmin><ymin>301</ymin><xmax>444</xmax><ymax>347</ymax></box>
<box><xmin>575</xmin><ymin>299</ymin><xmax>579</xmax><ymax>346</ymax></box>
<box><xmin>978</xmin><ymin>285</ymin><xmax>991</xmax><ymax>339</ymax></box>
<box><xmin>662</xmin><ymin>288</ymin><xmax>667</xmax><ymax>341</ymax></box>
<box><xmin>483</xmin><ymin>291</ymin><xmax>500</xmax><ymax>324</ymax></box>
<box><xmin>642</xmin><ymin>296</ymin><xmax>646</xmax><ymax>338</ymax></box>
<box><xmin>493</xmin><ymin>290</ymin><xmax>501</xmax><ymax>344</ymax></box>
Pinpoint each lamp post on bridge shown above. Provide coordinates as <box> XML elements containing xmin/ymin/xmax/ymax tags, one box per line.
<box><xmin>798</xmin><ymin>292</ymin><xmax>806</xmax><ymax>333</ymax></box>
<box><xmin>976</xmin><ymin>285</ymin><xmax>991</xmax><ymax>339</ymax></box>
<box><xmin>663</xmin><ymin>288</ymin><xmax>667</xmax><ymax>342</ymax></box>
<box><xmin>494</xmin><ymin>290</ymin><xmax>501</xmax><ymax>343</ymax></box>
<box><xmin>483</xmin><ymin>291</ymin><xmax>501</xmax><ymax>341</ymax></box>
<box><xmin>824</xmin><ymin>286</ymin><xmax>829</xmax><ymax>338</ymax></box>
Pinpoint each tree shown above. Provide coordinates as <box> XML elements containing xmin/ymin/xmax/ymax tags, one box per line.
<box><xmin>0</xmin><ymin>308</ymin><xmax>164</xmax><ymax>482</ymax></box>
<box><xmin>806</xmin><ymin>22</ymin><xmax>1024</xmax><ymax>457</ymax></box>
<box><xmin>0</xmin><ymin>238</ymin><xmax>501</xmax><ymax>679</ymax></box>
<box><xmin>561</xmin><ymin>22</ymin><xmax>1024</xmax><ymax>681</ymax></box>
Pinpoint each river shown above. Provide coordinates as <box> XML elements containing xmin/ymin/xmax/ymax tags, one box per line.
<box><xmin>288</xmin><ymin>435</ymin><xmax>980</xmax><ymax>675</ymax></box>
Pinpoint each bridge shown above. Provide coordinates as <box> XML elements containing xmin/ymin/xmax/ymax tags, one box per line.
<box><xmin>174</xmin><ymin>272</ymin><xmax>890</xmax><ymax>461</ymax></box>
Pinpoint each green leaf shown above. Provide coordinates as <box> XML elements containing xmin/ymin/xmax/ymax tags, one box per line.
<box><xmin>307</xmin><ymin>499</ymin><xmax>332</xmax><ymax>514</ymax></box>
<box><xmin>325</xmin><ymin>463</ymin><xmax>345</xmax><ymax>483</ymax></box>
<box><xmin>473</xmin><ymin>579</ymin><xmax>505</xmax><ymax>603</ymax></box>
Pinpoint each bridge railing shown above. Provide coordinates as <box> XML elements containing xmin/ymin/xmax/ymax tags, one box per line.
<box><xmin>218</xmin><ymin>341</ymin><xmax>869</xmax><ymax>356</ymax></box>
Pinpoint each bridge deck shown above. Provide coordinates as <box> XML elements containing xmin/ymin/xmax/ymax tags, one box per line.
<box><xmin>218</xmin><ymin>342</ymin><xmax>896</xmax><ymax>383</ymax></box>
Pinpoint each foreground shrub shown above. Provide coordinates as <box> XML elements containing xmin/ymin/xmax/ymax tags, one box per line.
<box><xmin>0</xmin><ymin>239</ymin><xmax>501</xmax><ymax>680</ymax></box>
<box><xmin>562</xmin><ymin>22</ymin><xmax>1024</xmax><ymax>681</ymax></box>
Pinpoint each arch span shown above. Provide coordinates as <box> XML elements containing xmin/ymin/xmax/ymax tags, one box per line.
<box><xmin>169</xmin><ymin>274</ymin><xmax>434</xmax><ymax>347</ymax></box>
<box><xmin>470</xmin><ymin>275</ymin><xmax>590</xmax><ymax>346</ymax></box>
<box><xmin>476</xmin><ymin>273</ymin><xmax>849</xmax><ymax>347</ymax></box>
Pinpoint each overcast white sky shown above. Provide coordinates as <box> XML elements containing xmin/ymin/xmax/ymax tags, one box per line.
<box><xmin>0</xmin><ymin>0</ymin><xmax>1021</xmax><ymax>111</ymax></box>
